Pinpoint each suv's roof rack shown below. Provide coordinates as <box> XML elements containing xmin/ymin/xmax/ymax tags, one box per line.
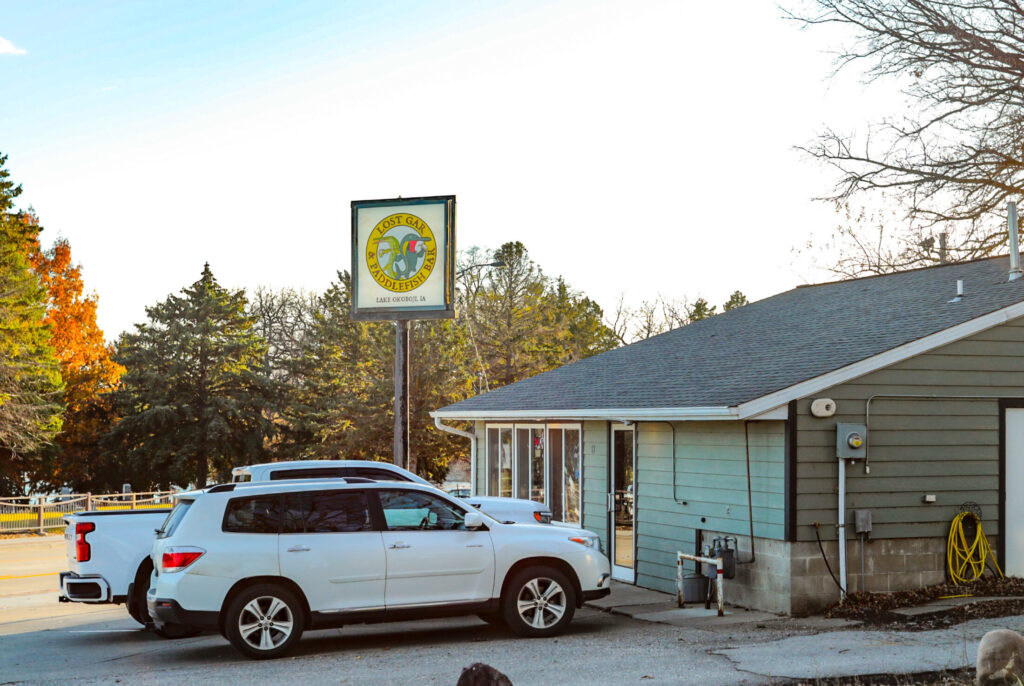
<box><xmin>207</xmin><ymin>483</ymin><xmax>237</xmax><ymax>493</ymax></box>
<box><xmin>341</xmin><ymin>477</ymin><xmax>377</xmax><ymax>484</ymax></box>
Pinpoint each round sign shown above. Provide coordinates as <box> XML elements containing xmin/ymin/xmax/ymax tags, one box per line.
<box><xmin>365</xmin><ymin>213</ymin><xmax>437</xmax><ymax>293</ymax></box>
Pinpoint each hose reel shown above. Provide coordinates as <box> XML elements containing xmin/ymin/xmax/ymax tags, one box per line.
<box><xmin>946</xmin><ymin>502</ymin><xmax>1002</xmax><ymax>584</ymax></box>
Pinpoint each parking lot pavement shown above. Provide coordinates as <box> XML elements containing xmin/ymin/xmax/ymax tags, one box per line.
<box><xmin>0</xmin><ymin>535</ymin><xmax>1011</xmax><ymax>685</ymax></box>
<box><xmin>2</xmin><ymin>607</ymin><xmax>760</xmax><ymax>686</ymax></box>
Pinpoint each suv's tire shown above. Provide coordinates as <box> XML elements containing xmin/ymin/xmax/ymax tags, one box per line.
<box><xmin>224</xmin><ymin>584</ymin><xmax>305</xmax><ymax>659</ymax></box>
<box><xmin>501</xmin><ymin>566</ymin><xmax>576</xmax><ymax>637</ymax></box>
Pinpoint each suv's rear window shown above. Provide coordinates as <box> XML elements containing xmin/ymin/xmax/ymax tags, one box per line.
<box><xmin>348</xmin><ymin>467</ymin><xmax>411</xmax><ymax>482</ymax></box>
<box><xmin>283</xmin><ymin>491</ymin><xmax>372</xmax><ymax>533</ymax></box>
<box><xmin>157</xmin><ymin>499</ymin><xmax>193</xmax><ymax>539</ymax></box>
<box><xmin>223</xmin><ymin>495</ymin><xmax>281</xmax><ymax>533</ymax></box>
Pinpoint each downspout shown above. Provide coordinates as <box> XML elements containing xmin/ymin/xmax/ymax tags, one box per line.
<box><xmin>434</xmin><ymin>417</ymin><xmax>476</xmax><ymax>493</ymax></box>
<box><xmin>838</xmin><ymin>454</ymin><xmax>848</xmax><ymax>600</ymax></box>
<box><xmin>743</xmin><ymin>421</ymin><xmax>756</xmax><ymax>563</ymax></box>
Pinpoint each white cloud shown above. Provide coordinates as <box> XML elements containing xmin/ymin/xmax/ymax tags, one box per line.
<box><xmin>0</xmin><ymin>37</ymin><xmax>26</xmax><ymax>55</ymax></box>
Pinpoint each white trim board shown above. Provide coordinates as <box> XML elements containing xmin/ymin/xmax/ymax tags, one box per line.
<box><xmin>430</xmin><ymin>407</ymin><xmax>737</xmax><ymax>421</ymax></box>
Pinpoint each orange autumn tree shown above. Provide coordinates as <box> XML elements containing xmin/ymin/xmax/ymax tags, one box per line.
<box><xmin>26</xmin><ymin>218</ymin><xmax>124</xmax><ymax>490</ymax></box>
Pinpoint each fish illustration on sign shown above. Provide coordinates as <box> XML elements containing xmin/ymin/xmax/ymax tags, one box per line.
<box><xmin>376</xmin><ymin>232</ymin><xmax>433</xmax><ymax>280</ymax></box>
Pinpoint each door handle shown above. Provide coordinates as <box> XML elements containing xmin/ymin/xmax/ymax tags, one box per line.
<box><xmin>607</xmin><ymin>493</ymin><xmax>614</xmax><ymax>512</ymax></box>
<box><xmin>389</xmin><ymin>543</ymin><xmax>411</xmax><ymax>549</ymax></box>
<box><xmin>287</xmin><ymin>545</ymin><xmax>310</xmax><ymax>553</ymax></box>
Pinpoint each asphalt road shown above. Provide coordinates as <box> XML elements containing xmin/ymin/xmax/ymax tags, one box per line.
<box><xmin>0</xmin><ymin>535</ymin><xmax>757</xmax><ymax>686</ymax></box>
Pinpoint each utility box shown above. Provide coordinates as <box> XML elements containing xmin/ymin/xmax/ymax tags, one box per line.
<box><xmin>836</xmin><ymin>423</ymin><xmax>867</xmax><ymax>459</ymax></box>
<box><xmin>854</xmin><ymin>509</ymin><xmax>872</xmax><ymax>534</ymax></box>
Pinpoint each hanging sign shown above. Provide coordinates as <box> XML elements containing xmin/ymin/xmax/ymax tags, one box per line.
<box><xmin>350</xmin><ymin>195</ymin><xmax>456</xmax><ymax>320</ymax></box>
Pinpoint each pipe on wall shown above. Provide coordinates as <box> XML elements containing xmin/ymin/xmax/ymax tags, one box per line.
<box><xmin>434</xmin><ymin>417</ymin><xmax>476</xmax><ymax>492</ymax></box>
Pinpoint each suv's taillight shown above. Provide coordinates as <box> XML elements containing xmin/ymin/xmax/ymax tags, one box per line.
<box><xmin>75</xmin><ymin>522</ymin><xmax>95</xmax><ymax>562</ymax></box>
<box><xmin>161</xmin><ymin>546</ymin><xmax>205</xmax><ymax>573</ymax></box>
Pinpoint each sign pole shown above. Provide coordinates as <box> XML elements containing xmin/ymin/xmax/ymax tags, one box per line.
<box><xmin>394</xmin><ymin>319</ymin><xmax>411</xmax><ymax>470</ymax></box>
<box><xmin>351</xmin><ymin>196</ymin><xmax>455</xmax><ymax>477</ymax></box>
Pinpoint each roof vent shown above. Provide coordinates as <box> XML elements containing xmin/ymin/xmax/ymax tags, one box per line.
<box><xmin>949</xmin><ymin>279</ymin><xmax>964</xmax><ymax>303</ymax></box>
<box><xmin>1010</xmin><ymin>201</ymin><xmax>1022</xmax><ymax>282</ymax></box>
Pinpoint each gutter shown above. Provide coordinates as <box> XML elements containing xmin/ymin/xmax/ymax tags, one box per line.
<box><xmin>434</xmin><ymin>417</ymin><xmax>476</xmax><ymax>493</ymax></box>
<box><xmin>430</xmin><ymin>407</ymin><xmax>738</xmax><ymax>422</ymax></box>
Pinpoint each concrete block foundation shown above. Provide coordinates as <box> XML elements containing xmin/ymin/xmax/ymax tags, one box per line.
<box><xmin>671</xmin><ymin>534</ymin><xmax>958</xmax><ymax>616</ymax></box>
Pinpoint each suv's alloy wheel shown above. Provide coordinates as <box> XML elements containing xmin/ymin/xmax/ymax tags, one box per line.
<box><xmin>502</xmin><ymin>566</ymin><xmax>576</xmax><ymax>637</ymax></box>
<box><xmin>225</xmin><ymin>584</ymin><xmax>305</xmax><ymax>659</ymax></box>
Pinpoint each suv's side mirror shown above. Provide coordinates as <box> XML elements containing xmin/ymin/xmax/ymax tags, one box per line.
<box><xmin>464</xmin><ymin>511</ymin><xmax>485</xmax><ymax>530</ymax></box>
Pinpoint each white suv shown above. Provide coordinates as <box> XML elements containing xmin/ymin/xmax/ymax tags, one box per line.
<box><xmin>148</xmin><ymin>479</ymin><xmax>610</xmax><ymax>659</ymax></box>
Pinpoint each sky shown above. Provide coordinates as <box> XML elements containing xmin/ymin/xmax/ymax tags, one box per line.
<box><xmin>1</xmin><ymin>0</ymin><xmax>902</xmax><ymax>338</ymax></box>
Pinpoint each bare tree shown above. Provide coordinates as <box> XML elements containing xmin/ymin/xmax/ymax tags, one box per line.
<box><xmin>247</xmin><ymin>286</ymin><xmax>317</xmax><ymax>382</ymax></box>
<box><xmin>788</xmin><ymin>0</ymin><xmax>1024</xmax><ymax>272</ymax></box>
<box><xmin>605</xmin><ymin>292</ymin><xmax>741</xmax><ymax>343</ymax></box>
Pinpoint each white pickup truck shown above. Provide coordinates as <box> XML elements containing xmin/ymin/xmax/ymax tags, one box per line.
<box><xmin>60</xmin><ymin>459</ymin><xmax>552</xmax><ymax>635</ymax></box>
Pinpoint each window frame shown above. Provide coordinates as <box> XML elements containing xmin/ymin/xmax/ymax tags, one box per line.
<box><xmin>374</xmin><ymin>488</ymin><xmax>472</xmax><ymax>532</ymax></box>
<box><xmin>481</xmin><ymin>422</ymin><xmax>582</xmax><ymax>521</ymax></box>
<box><xmin>485</xmin><ymin>423</ymin><xmax>514</xmax><ymax>498</ymax></box>
<box><xmin>221</xmin><ymin>493</ymin><xmax>285</xmax><ymax>534</ymax></box>
<box><xmin>282</xmin><ymin>489</ymin><xmax>377</xmax><ymax>534</ymax></box>
<box><xmin>548</xmin><ymin>423</ymin><xmax>583</xmax><ymax>525</ymax></box>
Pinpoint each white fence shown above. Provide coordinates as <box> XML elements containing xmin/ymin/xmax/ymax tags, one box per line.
<box><xmin>0</xmin><ymin>491</ymin><xmax>176</xmax><ymax>534</ymax></box>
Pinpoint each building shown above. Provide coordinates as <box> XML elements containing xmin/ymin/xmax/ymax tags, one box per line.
<box><xmin>432</xmin><ymin>254</ymin><xmax>1024</xmax><ymax>614</ymax></box>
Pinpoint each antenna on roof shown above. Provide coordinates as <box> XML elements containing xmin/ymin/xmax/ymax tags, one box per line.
<box><xmin>1009</xmin><ymin>201</ymin><xmax>1022</xmax><ymax>282</ymax></box>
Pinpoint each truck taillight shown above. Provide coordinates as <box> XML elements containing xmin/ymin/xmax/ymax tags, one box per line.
<box><xmin>75</xmin><ymin>522</ymin><xmax>95</xmax><ymax>562</ymax></box>
<box><xmin>161</xmin><ymin>547</ymin><xmax>205</xmax><ymax>573</ymax></box>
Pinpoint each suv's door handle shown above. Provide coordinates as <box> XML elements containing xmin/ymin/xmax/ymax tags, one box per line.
<box><xmin>607</xmin><ymin>493</ymin><xmax>614</xmax><ymax>512</ymax></box>
<box><xmin>389</xmin><ymin>543</ymin><xmax>410</xmax><ymax>549</ymax></box>
<box><xmin>287</xmin><ymin>545</ymin><xmax>310</xmax><ymax>553</ymax></box>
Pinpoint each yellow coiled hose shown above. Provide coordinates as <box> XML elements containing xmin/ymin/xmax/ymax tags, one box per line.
<box><xmin>946</xmin><ymin>511</ymin><xmax>1002</xmax><ymax>584</ymax></box>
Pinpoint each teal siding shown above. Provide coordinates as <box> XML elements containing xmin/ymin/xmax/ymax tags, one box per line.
<box><xmin>581</xmin><ymin>421</ymin><xmax>609</xmax><ymax>551</ymax></box>
<box><xmin>794</xmin><ymin>317</ymin><xmax>1024</xmax><ymax>542</ymax></box>
<box><xmin>636</xmin><ymin>421</ymin><xmax>786</xmax><ymax>594</ymax></box>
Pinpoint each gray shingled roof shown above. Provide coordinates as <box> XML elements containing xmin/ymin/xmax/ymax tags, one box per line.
<box><xmin>435</xmin><ymin>255</ymin><xmax>1024</xmax><ymax>415</ymax></box>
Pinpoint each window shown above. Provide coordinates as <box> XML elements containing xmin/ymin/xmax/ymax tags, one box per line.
<box><xmin>485</xmin><ymin>426</ymin><xmax>514</xmax><ymax>497</ymax></box>
<box><xmin>282</xmin><ymin>491</ymin><xmax>372</xmax><ymax>533</ymax></box>
<box><xmin>269</xmin><ymin>467</ymin><xmax>345</xmax><ymax>480</ymax></box>
<box><xmin>562</xmin><ymin>428</ymin><xmax>581</xmax><ymax>525</ymax></box>
<box><xmin>348</xmin><ymin>467</ymin><xmax>411</xmax><ymax>482</ymax></box>
<box><xmin>157</xmin><ymin>499</ymin><xmax>193</xmax><ymax>539</ymax></box>
<box><xmin>482</xmin><ymin>423</ymin><xmax>581</xmax><ymax>524</ymax></box>
<box><xmin>378</xmin><ymin>490</ymin><xmax>466</xmax><ymax>531</ymax></box>
<box><xmin>223</xmin><ymin>495</ymin><xmax>281</xmax><ymax>533</ymax></box>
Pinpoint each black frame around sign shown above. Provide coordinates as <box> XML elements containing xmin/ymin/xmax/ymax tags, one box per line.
<box><xmin>350</xmin><ymin>195</ymin><xmax>456</xmax><ymax>321</ymax></box>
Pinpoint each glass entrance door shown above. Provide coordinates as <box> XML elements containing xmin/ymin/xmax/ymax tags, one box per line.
<box><xmin>611</xmin><ymin>426</ymin><xmax>635</xmax><ymax>582</ymax></box>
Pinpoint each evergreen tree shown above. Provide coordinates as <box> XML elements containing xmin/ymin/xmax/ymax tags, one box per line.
<box><xmin>474</xmin><ymin>242</ymin><xmax>551</xmax><ymax>386</ymax></box>
<box><xmin>281</xmin><ymin>272</ymin><xmax>477</xmax><ymax>481</ymax></box>
<box><xmin>687</xmin><ymin>298</ymin><xmax>717</xmax><ymax>322</ymax></box>
<box><xmin>408</xmin><ymin>318</ymin><xmax>475</xmax><ymax>481</ymax></box>
<box><xmin>722</xmin><ymin>291</ymin><xmax>748</xmax><ymax>312</ymax></box>
<box><xmin>281</xmin><ymin>272</ymin><xmax>393</xmax><ymax>464</ymax></box>
<box><xmin>541</xmin><ymin>277</ymin><xmax>619</xmax><ymax>368</ymax></box>
<box><xmin>0</xmin><ymin>155</ymin><xmax>63</xmax><ymax>495</ymax></box>
<box><xmin>107</xmin><ymin>265</ymin><xmax>271</xmax><ymax>488</ymax></box>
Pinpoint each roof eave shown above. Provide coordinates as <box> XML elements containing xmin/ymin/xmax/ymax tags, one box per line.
<box><xmin>430</xmin><ymin>406</ymin><xmax>739</xmax><ymax>422</ymax></box>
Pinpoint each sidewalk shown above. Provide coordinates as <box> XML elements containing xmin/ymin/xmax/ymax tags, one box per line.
<box><xmin>585</xmin><ymin>581</ymin><xmax>1019</xmax><ymax>681</ymax></box>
